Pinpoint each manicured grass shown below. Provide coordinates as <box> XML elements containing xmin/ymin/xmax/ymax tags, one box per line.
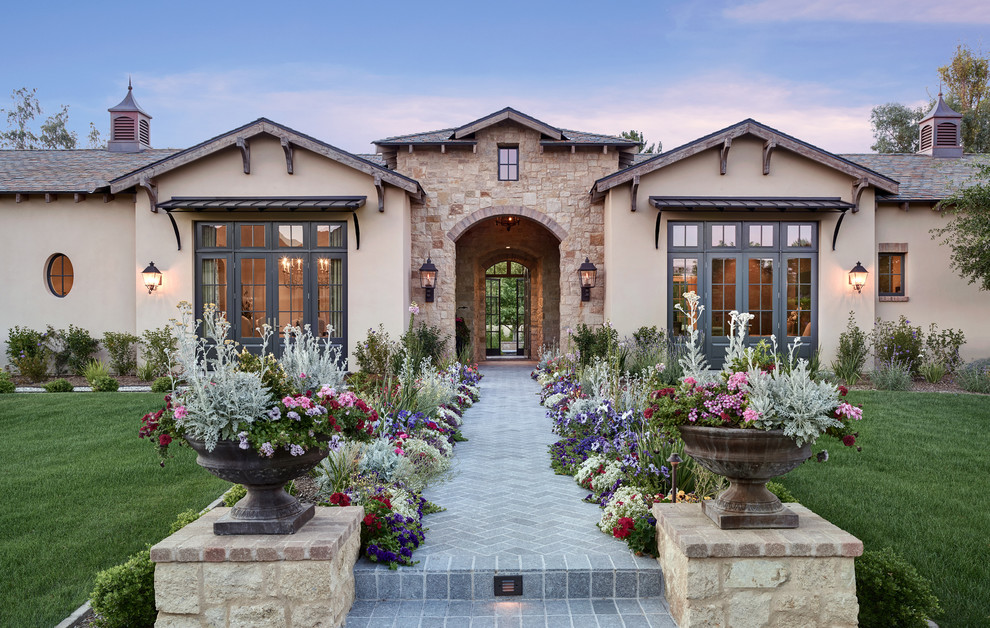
<box><xmin>781</xmin><ymin>391</ymin><xmax>990</xmax><ymax>628</ymax></box>
<box><xmin>0</xmin><ymin>393</ymin><xmax>229</xmax><ymax>628</ymax></box>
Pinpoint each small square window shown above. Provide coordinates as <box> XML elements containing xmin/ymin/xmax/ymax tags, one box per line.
<box><xmin>498</xmin><ymin>147</ymin><xmax>519</xmax><ymax>181</ymax></box>
<box><xmin>879</xmin><ymin>253</ymin><xmax>905</xmax><ymax>296</ymax></box>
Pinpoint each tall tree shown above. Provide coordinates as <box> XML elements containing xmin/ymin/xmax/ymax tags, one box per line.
<box><xmin>931</xmin><ymin>162</ymin><xmax>990</xmax><ymax>290</ymax></box>
<box><xmin>620</xmin><ymin>130</ymin><xmax>660</xmax><ymax>154</ymax></box>
<box><xmin>938</xmin><ymin>44</ymin><xmax>989</xmax><ymax>112</ymax></box>
<box><xmin>0</xmin><ymin>87</ymin><xmax>79</xmax><ymax>149</ymax></box>
<box><xmin>869</xmin><ymin>103</ymin><xmax>925</xmax><ymax>153</ymax></box>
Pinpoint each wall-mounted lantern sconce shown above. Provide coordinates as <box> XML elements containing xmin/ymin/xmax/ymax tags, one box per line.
<box><xmin>848</xmin><ymin>261</ymin><xmax>868</xmax><ymax>294</ymax></box>
<box><xmin>578</xmin><ymin>257</ymin><xmax>597</xmax><ymax>302</ymax></box>
<box><xmin>142</xmin><ymin>261</ymin><xmax>162</xmax><ymax>294</ymax></box>
<box><xmin>419</xmin><ymin>258</ymin><xmax>438</xmax><ymax>302</ymax></box>
<box><xmin>494</xmin><ymin>215</ymin><xmax>520</xmax><ymax>231</ymax></box>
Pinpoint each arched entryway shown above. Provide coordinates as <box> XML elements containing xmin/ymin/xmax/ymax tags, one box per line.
<box><xmin>450</xmin><ymin>208</ymin><xmax>563</xmax><ymax>361</ymax></box>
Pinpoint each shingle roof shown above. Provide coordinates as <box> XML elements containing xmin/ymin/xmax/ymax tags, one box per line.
<box><xmin>0</xmin><ymin>149</ymin><xmax>180</xmax><ymax>193</ymax></box>
<box><xmin>374</xmin><ymin>126</ymin><xmax>637</xmax><ymax>146</ymax></box>
<box><xmin>841</xmin><ymin>153</ymin><xmax>984</xmax><ymax>201</ymax></box>
<box><xmin>355</xmin><ymin>153</ymin><xmax>387</xmax><ymax>166</ymax></box>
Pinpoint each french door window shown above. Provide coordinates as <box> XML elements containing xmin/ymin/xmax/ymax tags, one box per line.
<box><xmin>196</xmin><ymin>221</ymin><xmax>347</xmax><ymax>355</ymax></box>
<box><xmin>668</xmin><ymin>221</ymin><xmax>817</xmax><ymax>366</ymax></box>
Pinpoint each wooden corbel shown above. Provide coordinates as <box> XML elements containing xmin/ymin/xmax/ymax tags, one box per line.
<box><xmin>15</xmin><ymin>193</ymin><xmax>27</xmax><ymax>203</ymax></box>
<box><xmin>851</xmin><ymin>177</ymin><xmax>869</xmax><ymax>213</ymax></box>
<box><xmin>900</xmin><ymin>202</ymin><xmax>909</xmax><ymax>212</ymax></box>
<box><xmin>236</xmin><ymin>137</ymin><xmax>250</xmax><ymax>174</ymax></box>
<box><xmin>631</xmin><ymin>175</ymin><xmax>640</xmax><ymax>212</ymax></box>
<box><xmin>280</xmin><ymin>137</ymin><xmax>294</xmax><ymax>175</ymax></box>
<box><xmin>374</xmin><ymin>174</ymin><xmax>385</xmax><ymax>212</ymax></box>
<box><xmin>138</xmin><ymin>177</ymin><xmax>158</xmax><ymax>212</ymax></box>
<box><xmin>720</xmin><ymin>138</ymin><xmax>732</xmax><ymax>175</ymax></box>
<box><xmin>74</xmin><ymin>193</ymin><xmax>85</xmax><ymax>203</ymax></box>
<box><xmin>441</xmin><ymin>144</ymin><xmax>446</xmax><ymax>154</ymax></box>
<box><xmin>762</xmin><ymin>139</ymin><xmax>776</xmax><ymax>175</ymax></box>
<box><xmin>603</xmin><ymin>145</ymin><xmax>608</xmax><ymax>154</ymax></box>
<box><xmin>45</xmin><ymin>193</ymin><xmax>57</xmax><ymax>203</ymax></box>
<box><xmin>103</xmin><ymin>193</ymin><xmax>115</xmax><ymax>203</ymax></box>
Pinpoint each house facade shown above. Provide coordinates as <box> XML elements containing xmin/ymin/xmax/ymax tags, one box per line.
<box><xmin>1</xmin><ymin>87</ymin><xmax>987</xmax><ymax>369</ymax></box>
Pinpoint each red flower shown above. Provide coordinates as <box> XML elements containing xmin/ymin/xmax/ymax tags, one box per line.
<box><xmin>643</xmin><ymin>407</ymin><xmax>654</xmax><ymax>419</ymax></box>
<box><xmin>159</xmin><ymin>433</ymin><xmax>172</xmax><ymax>446</ymax></box>
<box><xmin>838</xmin><ymin>385</ymin><xmax>849</xmax><ymax>397</ymax></box>
<box><xmin>362</xmin><ymin>513</ymin><xmax>381</xmax><ymax>531</ymax></box>
<box><xmin>613</xmin><ymin>517</ymin><xmax>636</xmax><ymax>539</ymax></box>
<box><xmin>842</xmin><ymin>434</ymin><xmax>856</xmax><ymax>447</ymax></box>
<box><xmin>329</xmin><ymin>492</ymin><xmax>351</xmax><ymax>507</ymax></box>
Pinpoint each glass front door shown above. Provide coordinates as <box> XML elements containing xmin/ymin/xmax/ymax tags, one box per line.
<box><xmin>484</xmin><ymin>261</ymin><xmax>529</xmax><ymax>357</ymax></box>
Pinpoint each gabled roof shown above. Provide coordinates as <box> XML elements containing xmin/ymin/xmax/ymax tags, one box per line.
<box><xmin>373</xmin><ymin>107</ymin><xmax>638</xmax><ymax>148</ymax></box>
<box><xmin>0</xmin><ymin>149</ymin><xmax>179</xmax><ymax>193</ymax></box>
<box><xmin>841</xmin><ymin>153</ymin><xmax>983</xmax><ymax>202</ymax></box>
<box><xmin>110</xmin><ymin>118</ymin><xmax>425</xmax><ymax>201</ymax></box>
<box><xmin>591</xmin><ymin>119</ymin><xmax>900</xmax><ymax>200</ymax></box>
<box><xmin>921</xmin><ymin>94</ymin><xmax>962</xmax><ymax>122</ymax></box>
<box><xmin>108</xmin><ymin>85</ymin><xmax>151</xmax><ymax>117</ymax></box>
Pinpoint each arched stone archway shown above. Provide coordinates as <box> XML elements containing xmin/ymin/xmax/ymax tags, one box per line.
<box><xmin>453</xmin><ymin>210</ymin><xmax>561</xmax><ymax>361</ymax></box>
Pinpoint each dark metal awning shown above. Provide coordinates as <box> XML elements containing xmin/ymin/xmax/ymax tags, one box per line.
<box><xmin>156</xmin><ymin>196</ymin><xmax>367</xmax><ymax>251</ymax></box>
<box><xmin>648</xmin><ymin>196</ymin><xmax>856</xmax><ymax>251</ymax></box>
<box><xmin>649</xmin><ymin>196</ymin><xmax>855</xmax><ymax>211</ymax></box>
<box><xmin>157</xmin><ymin>196</ymin><xmax>366</xmax><ymax>211</ymax></box>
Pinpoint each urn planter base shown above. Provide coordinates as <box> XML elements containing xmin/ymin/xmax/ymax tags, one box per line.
<box><xmin>215</xmin><ymin>502</ymin><xmax>316</xmax><ymax>535</ymax></box>
<box><xmin>700</xmin><ymin>499</ymin><xmax>798</xmax><ymax>529</ymax></box>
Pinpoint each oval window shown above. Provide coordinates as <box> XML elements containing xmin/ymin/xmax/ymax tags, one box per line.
<box><xmin>47</xmin><ymin>254</ymin><xmax>74</xmax><ymax>297</ymax></box>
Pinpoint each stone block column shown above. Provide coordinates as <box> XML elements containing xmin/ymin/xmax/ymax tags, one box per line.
<box><xmin>150</xmin><ymin>506</ymin><xmax>363</xmax><ymax>628</ymax></box>
<box><xmin>653</xmin><ymin>503</ymin><xmax>862</xmax><ymax>627</ymax></box>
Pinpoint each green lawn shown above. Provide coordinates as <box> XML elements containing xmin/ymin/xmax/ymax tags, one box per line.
<box><xmin>0</xmin><ymin>393</ymin><xmax>229</xmax><ymax>628</ymax></box>
<box><xmin>781</xmin><ymin>391</ymin><xmax>990</xmax><ymax>628</ymax></box>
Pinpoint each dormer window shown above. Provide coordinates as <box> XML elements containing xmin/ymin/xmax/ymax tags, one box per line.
<box><xmin>498</xmin><ymin>146</ymin><xmax>519</xmax><ymax>181</ymax></box>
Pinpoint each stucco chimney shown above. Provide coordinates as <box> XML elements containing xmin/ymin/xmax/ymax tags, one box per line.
<box><xmin>918</xmin><ymin>93</ymin><xmax>963</xmax><ymax>158</ymax></box>
<box><xmin>107</xmin><ymin>79</ymin><xmax>152</xmax><ymax>153</ymax></box>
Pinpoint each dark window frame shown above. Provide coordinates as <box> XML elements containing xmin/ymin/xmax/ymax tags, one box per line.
<box><xmin>46</xmin><ymin>253</ymin><xmax>74</xmax><ymax>298</ymax></box>
<box><xmin>878</xmin><ymin>252</ymin><xmax>906</xmax><ymax>297</ymax></box>
<box><xmin>498</xmin><ymin>146</ymin><xmax>519</xmax><ymax>181</ymax></box>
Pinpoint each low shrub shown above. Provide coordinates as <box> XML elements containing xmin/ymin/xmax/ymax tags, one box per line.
<box><xmin>14</xmin><ymin>355</ymin><xmax>48</xmax><ymax>382</ymax></box>
<box><xmin>766</xmin><ymin>481</ymin><xmax>796</xmax><ymax>503</ymax></box>
<box><xmin>924</xmin><ymin>323</ymin><xmax>965</xmax><ymax>373</ymax></box>
<box><xmin>82</xmin><ymin>359</ymin><xmax>112</xmax><ymax>386</ymax></box>
<box><xmin>136</xmin><ymin>361</ymin><xmax>157</xmax><ymax>382</ymax></box>
<box><xmin>140</xmin><ymin>326</ymin><xmax>176</xmax><ymax>378</ymax></box>
<box><xmin>222</xmin><ymin>484</ymin><xmax>247</xmax><ymax>507</ymax></box>
<box><xmin>571</xmin><ymin>322</ymin><xmax>618</xmax><ymax>368</ymax></box>
<box><xmin>64</xmin><ymin>325</ymin><xmax>100</xmax><ymax>375</ymax></box>
<box><xmin>856</xmin><ymin>547</ymin><xmax>941</xmax><ymax>628</ymax></box>
<box><xmin>918</xmin><ymin>359</ymin><xmax>947</xmax><ymax>384</ymax></box>
<box><xmin>7</xmin><ymin>325</ymin><xmax>50</xmax><ymax>381</ymax></box>
<box><xmin>871</xmin><ymin>316</ymin><xmax>924</xmax><ymax>375</ymax></box>
<box><xmin>955</xmin><ymin>359</ymin><xmax>990</xmax><ymax>394</ymax></box>
<box><xmin>354</xmin><ymin>324</ymin><xmax>401</xmax><ymax>375</ymax></box>
<box><xmin>870</xmin><ymin>359</ymin><xmax>913</xmax><ymax>391</ymax></box>
<box><xmin>0</xmin><ymin>370</ymin><xmax>15</xmax><ymax>394</ymax></box>
<box><xmin>103</xmin><ymin>332</ymin><xmax>140</xmax><ymax>376</ymax></box>
<box><xmin>92</xmin><ymin>376</ymin><xmax>120</xmax><ymax>392</ymax></box>
<box><xmin>150</xmin><ymin>376</ymin><xmax>174</xmax><ymax>393</ymax></box>
<box><xmin>832</xmin><ymin>311</ymin><xmax>870</xmax><ymax>385</ymax></box>
<box><xmin>44</xmin><ymin>378</ymin><xmax>74</xmax><ymax>393</ymax></box>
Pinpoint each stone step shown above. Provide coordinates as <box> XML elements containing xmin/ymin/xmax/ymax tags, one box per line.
<box><xmin>353</xmin><ymin>553</ymin><xmax>665</xmax><ymax>602</ymax></box>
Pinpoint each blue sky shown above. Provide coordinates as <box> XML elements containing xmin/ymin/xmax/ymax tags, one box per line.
<box><xmin>2</xmin><ymin>0</ymin><xmax>987</xmax><ymax>155</ymax></box>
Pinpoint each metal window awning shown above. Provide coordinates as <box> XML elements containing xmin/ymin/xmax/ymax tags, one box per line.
<box><xmin>648</xmin><ymin>196</ymin><xmax>856</xmax><ymax>251</ymax></box>
<box><xmin>155</xmin><ymin>196</ymin><xmax>367</xmax><ymax>251</ymax></box>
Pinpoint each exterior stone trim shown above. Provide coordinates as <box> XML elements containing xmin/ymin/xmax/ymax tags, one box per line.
<box><xmin>446</xmin><ymin>205</ymin><xmax>568</xmax><ymax>243</ymax></box>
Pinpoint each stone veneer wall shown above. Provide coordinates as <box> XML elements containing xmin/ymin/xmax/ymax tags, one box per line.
<box><xmin>150</xmin><ymin>507</ymin><xmax>362</xmax><ymax>628</ymax></box>
<box><xmin>653</xmin><ymin>503</ymin><xmax>862</xmax><ymax>628</ymax></box>
<box><xmin>393</xmin><ymin>121</ymin><xmax>619</xmax><ymax>355</ymax></box>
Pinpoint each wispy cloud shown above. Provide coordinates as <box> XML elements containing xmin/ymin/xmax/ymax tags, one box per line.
<box><xmin>132</xmin><ymin>66</ymin><xmax>887</xmax><ymax>156</ymax></box>
<box><xmin>724</xmin><ymin>0</ymin><xmax>990</xmax><ymax>24</ymax></box>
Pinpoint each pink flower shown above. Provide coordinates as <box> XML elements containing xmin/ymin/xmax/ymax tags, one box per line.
<box><xmin>727</xmin><ymin>371</ymin><xmax>748</xmax><ymax>391</ymax></box>
<box><xmin>683</xmin><ymin>377</ymin><xmax>697</xmax><ymax>386</ymax></box>
<box><xmin>742</xmin><ymin>408</ymin><xmax>760</xmax><ymax>422</ymax></box>
<box><xmin>409</xmin><ymin>303</ymin><xmax>420</xmax><ymax>315</ymax></box>
<box><xmin>836</xmin><ymin>402</ymin><xmax>863</xmax><ymax>420</ymax></box>
<box><xmin>173</xmin><ymin>406</ymin><xmax>187</xmax><ymax>420</ymax></box>
<box><xmin>394</xmin><ymin>447</ymin><xmax>405</xmax><ymax>456</ymax></box>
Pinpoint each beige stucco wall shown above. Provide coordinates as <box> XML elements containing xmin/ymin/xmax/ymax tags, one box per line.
<box><xmin>875</xmin><ymin>202</ymin><xmax>990</xmax><ymax>361</ymax></box>
<box><xmin>0</xmin><ymin>195</ymin><xmax>138</xmax><ymax>366</ymax></box>
<box><xmin>392</xmin><ymin>121</ymin><xmax>620</xmax><ymax>359</ymax></box>
<box><xmin>604</xmin><ymin>136</ymin><xmax>878</xmax><ymax>365</ymax></box>
<box><xmin>134</xmin><ymin>135</ymin><xmax>411</xmax><ymax>363</ymax></box>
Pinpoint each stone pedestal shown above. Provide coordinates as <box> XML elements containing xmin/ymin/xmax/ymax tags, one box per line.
<box><xmin>653</xmin><ymin>503</ymin><xmax>863</xmax><ymax>628</ymax></box>
<box><xmin>150</xmin><ymin>506</ymin><xmax>363</xmax><ymax>628</ymax></box>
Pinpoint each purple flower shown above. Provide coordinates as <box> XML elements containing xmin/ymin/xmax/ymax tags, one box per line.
<box><xmin>260</xmin><ymin>442</ymin><xmax>275</xmax><ymax>457</ymax></box>
<box><xmin>237</xmin><ymin>431</ymin><xmax>250</xmax><ymax>450</ymax></box>
<box><xmin>287</xmin><ymin>411</ymin><xmax>300</xmax><ymax>421</ymax></box>
<box><xmin>289</xmin><ymin>444</ymin><xmax>305</xmax><ymax>456</ymax></box>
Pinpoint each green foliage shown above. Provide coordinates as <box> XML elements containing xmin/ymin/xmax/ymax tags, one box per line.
<box><xmin>938</xmin><ymin>44</ymin><xmax>990</xmax><ymax>152</ymax></box>
<box><xmin>44</xmin><ymin>378</ymin><xmax>74</xmax><ymax>393</ymax></box>
<box><xmin>6</xmin><ymin>325</ymin><xmax>50</xmax><ymax>380</ymax></box>
<box><xmin>932</xmin><ymin>160</ymin><xmax>990</xmax><ymax>292</ymax></box>
<box><xmin>870</xmin><ymin>359</ymin><xmax>913</xmax><ymax>391</ymax></box>
<box><xmin>45</xmin><ymin>325</ymin><xmax>71</xmax><ymax>375</ymax></box>
<box><xmin>924</xmin><ymin>323</ymin><xmax>966</xmax><ymax>373</ymax></box>
<box><xmin>832</xmin><ymin>312</ymin><xmax>870</xmax><ymax>385</ymax></box>
<box><xmin>623</xmin><ymin>517</ymin><xmax>659</xmax><ymax>557</ymax></box>
<box><xmin>871</xmin><ymin>315</ymin><xmax>924</xmax><ymax>374</ymax></box>
<box><xmin>0</xmin><ymin>370</ymin><xmax>15</xmax><ymax>394</ymax></box>
<box><xmin>619</xmin><ymin>129</ymin><xmax>660</xmax><ymax>153</ymax></box>
<box><xmin>89</xmin><ymin>551</ymin><xmax>156</xmax><ymax>628</ymax></box>
<box><xmin>223</xmin><ymin>484</ymin><xmax>247</xmax><ymax>507</ymax></box>
<box><xmin>15</xmin><ymin>355</ymin><xmax>49</xmax><ymax>382</ymax></box>
<box><xmin>140</xmin><ymin>325</ymin><xmax>176</xmax><ymax>378</ymax></box>
<box><xmin>402</xmin><ymin>322</ymin><xmax>450</xmax><ymax>370</ymax></box>
<box><xmin>955</xmin><ymin>359</ymin><xmax>990</xmax><ymax>393</ymax></box>
<box><xmin>102</xmin><ymin>332</ymin><xmax>141</xmax><ymax>376</ymax></box>
<box><xmin>150</xmin><ymin>376</ymin><xmax>174</xmax><ymax>393</ymax></box>
<box><xmin>766</xmin><ymin>481</ymin><xmax>796</xmax><ymax>503</ymax></box>
<box><xmin>0</xmin><ymin>87</ymin><xmax>80</xmax><ymax>149</ymax></box>
<box><xmin>167</xmin><ymin>508</ymin><xmax>203</xmax><ymax>535</ymax></box>
<box><xmin>571</xmin><ymin>323</ymin><xmax>618</xmax><ymax>368</ymax></box>
<box><xmin>455</xmin><ymin>316</ymin><xmax>470</xmax><ymax>356</ymax></box>
<box><xmin>237</xmin><ymin>349</ymin><xmax>290</xmax><ymax>398</ymax></box>
<box><xmin>136</xmin><ymin>361</ymin><xmax>157</xmax><ymax>381</ymax></box>
<box><xmin>869</xmin><ymin>102</ymin><xmax>925</xmax><ymax>153</ymax></box>
<box><xmin>64</xmin><ymin>325</ymin><xmax>100</xmax><ymax>375</ymax></box>
<box><xmin>82</xmin><ymin>359</ymin><xmax>111</xmax><ymax>385</ymax></box>
<box><xmin>856</xmin><ymin>547</ymin><xmax>941</xmax><ymax>628</ymax></box>
<box><xmin>92</xmin><ymin>376</ymin><xmax>120</xmax><ymax>392</ymax></box>
<box><xmin>918</xmin><ymin>360</ymin><xmax>947</xmax><ymax>384</ymax></box>
<box><xmin>354</xmin><ymin>324</ymin><xmax>401</xmax><ymax>375</ymax></box>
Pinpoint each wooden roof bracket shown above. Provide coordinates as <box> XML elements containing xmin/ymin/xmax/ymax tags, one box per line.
<box><xmin>15</xmin><ymin>193</ymin><xmax>27</xmax><ymax>203</ymax></box>
<box><xmin>139</xmin><ymin>177</ymin><xmax>158</xmax><ymax>212</ymax></box>
<box><xmin>720</xmin><ymin>137</ymin><xmax>732</xmax><ymax>175</ymax></box>
<box><xmin>45</xmin><ymin>193</ymin><xmax>57</xmax><ymax>203</ymax></box>
<box><xmin>236</xmin><ymin>137</ymin><xmax>250</xmax><ymax>174</ymax></box>
<box><xmin>374</xmin><ymin>174</ymin><xmax>385</xmax><ymax>212</ymax></box>
<box><xmin>899</xmin><ymin>202</ymin><xmax>909</xmax><ymax>212</ymax></box>
<box><xmin>103</xmin><ymin>194</ymin><xmax>115</xmax><ymax>203</ymax></box>
<box><xmin>631</xmin><ymin>176</ymin><xmax>640</xmax><ymax>212</ymax></box>
<box><xmin>831</xmin><ymin>208</ymin><xmax>849</xmax><ymax>251</ymax></box>
<box><xmin>74</xmin><ymin>193</ymin><xmax>85</xmax><ymax>203</ymax></box>
<box><xmin>162</xmin><ymin>209</ymin><xmax>182</xmax><ymax>251</ymax></box>
<box><xmin>762</xmin><ymin>139</ymin><xmax>776</xmax><ymax>175</ymax></box>
<box><xmin>851</xmin><ymin>177</ymin><xmax>869</xmax><ymax>213</ymax></box>
<box><xmin>280</xmin><ymin>137</ymin><xmax>294</xmax><ymax>174</ymax></box>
